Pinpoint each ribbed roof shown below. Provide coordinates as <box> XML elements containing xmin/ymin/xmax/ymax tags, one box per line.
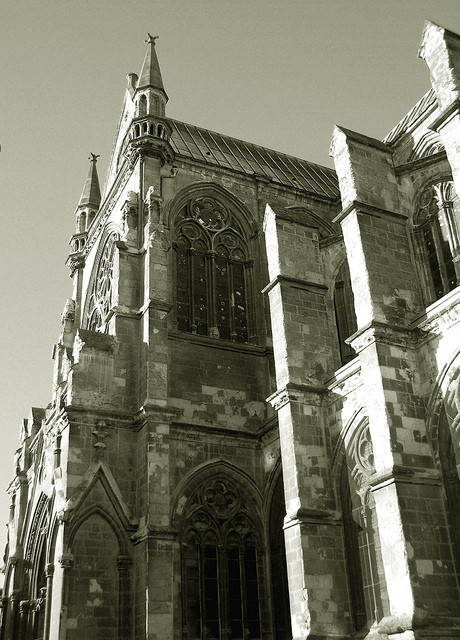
<box><xmin>169</xmin><ymin>119</ymin><xmax>339</xmax><ymax>199</ymax></box>
<box><xmin>383</xmin><ymin>89</ymin><xmax>437</xmax><ymax>145</ymax></box>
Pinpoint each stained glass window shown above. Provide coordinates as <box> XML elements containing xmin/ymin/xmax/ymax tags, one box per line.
<box><xmin>174</xmin><ymin>197</ymin><xmax>252</xmax><ymax>343</ymax></box>
<box><xmin>181</xmin><ymin>480</ymin><xmax>262</xmax><ymax>640</ymax></box>
<box><xmin>415</xmin><ymin>180</ymin><xmax>460</xmax><ymax>304</ymax></box>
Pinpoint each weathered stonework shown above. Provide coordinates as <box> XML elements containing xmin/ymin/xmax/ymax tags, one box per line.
<box><xmin>3</xmin><ymin>20</ymin><xmax>460</xmax><ymax>640</ymax></box>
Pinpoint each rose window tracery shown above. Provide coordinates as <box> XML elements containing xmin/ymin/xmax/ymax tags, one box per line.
<box><xmin>85</xmin><ymin>232</ymin><xmax>118</xmax><ymax>331</ymax></box>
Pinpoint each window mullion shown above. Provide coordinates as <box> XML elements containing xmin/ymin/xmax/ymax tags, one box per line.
<box><xmin>228</xmin><ymin>259</ymin><xmax>237</xmax><ymax>341</ymax></box>
<box><xmin>189</xmin><ymin>249</ymin><xmax>196</xmax><ymax>333</ymax></box>
<box><xmin>414</xmin><ymin>226</ymin><xmax>436</xmax><ymax>304</ymax></box>
<box><xmin>207</xmin><ymin>251</ymin><xmax>217</xmax><ymax>336</ymax></box>
<box><xmin>239</xmin><ymin>546</ymin><xmax>248</xmax><ymax>639</ymax></box>
<box><xmin>244</xmin><ymin>260</ymin><xmax>255</xmax><ymax>344</ymax></box>
<box><xmin>218</xmin><ymin>545</ymin><xmax>229</xmax><ymax>640</ymax></box>
<box><xmin>443</xmin><ymin>202</ymin><xmax>460</xmax><ymax>284</ymax></box>
<box><xmin>199</xmin><ymin>544</ymin><xmax>205</xmax><ymax>639</ymax></box>
<box><xmin>430</xmin><ymin>215</ymin><xmax>451</xmax><ymax>295</ymax></box>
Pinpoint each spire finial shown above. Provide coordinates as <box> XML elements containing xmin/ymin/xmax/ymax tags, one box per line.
<box><xmin>137</xmin><ymin>32</ymin><xmax>167</xmax><ymax>101</ymax></box>
<box><xmin>89</xmin><ymin>153</ymin><xmax>100</xmax><ymax>163</ymax></box>
<box><xmin>145</xmin><ymin>34</ymin><xmax>159</xmax><ymax>46</ymax></box>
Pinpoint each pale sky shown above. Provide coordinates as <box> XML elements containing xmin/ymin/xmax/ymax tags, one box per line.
<box><xmin>2</xmin><ymin>0</ymin><xmax>460</xmax><ymax>563</ymax></box>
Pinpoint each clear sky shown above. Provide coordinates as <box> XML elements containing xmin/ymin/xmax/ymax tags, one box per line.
<box><xmin>1</xmin><ymin>0</ymin><xmax>460</xmax><ymax>565</ymax></box>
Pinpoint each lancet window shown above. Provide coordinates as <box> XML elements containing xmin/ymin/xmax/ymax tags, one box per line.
<box><xmin>181</xmin><ymin>479</ymin><xmax>262</xmax><ymax>640</ymax></box>
<box><xmin>414</xmin><ymin>180</ymin><xmax>460</xmax><ymax>304</ymax></box>
<box><xmin>341</xmin><ymin>422</ymin><xmax>389</xmax><ymax>631</ymax></box>
<box><xmin>85</xmin><ymin>232</ymin><xmax>118</xmax><ymax>332</ymax></box>
<box><xmin>334</xmin><ymin>260</ymin><xmax>357</xmax><ymax>365</ymax></box>
<box><xmin>174</xmin><ymin>197</ymin><xmax>253</xmax><ymax>343</ymax></box>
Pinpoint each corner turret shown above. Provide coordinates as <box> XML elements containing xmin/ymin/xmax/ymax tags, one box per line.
<box><xmin>73</xmin><ymin>153</ymin><xmax>101</xmax><ymax>240</ymax></box>
<box><xmin>103</xmin><ymin>35</ymin><xmax>173</xmax><ymax>197</ymax></box>
<box><xmin>135</xmin><ymin>33</ymin><xmax>168</xmax><ymax>116</ymax></box>
<box><xmin>66</xmin><ymin>154</ymin><xmax>101</xmax><ymax>325</ymax></box>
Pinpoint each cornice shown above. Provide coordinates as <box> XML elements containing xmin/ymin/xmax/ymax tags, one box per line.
<box><xmin>333</xmin><ymin>200</ymin><xmax>407</xmax><ymax>226</ymax></box>
<box><xmin>267</xmin><ymin>381</ymin><xmax>327</xmax><ymax>411</ymax></box>
<box><xmin>412</xmin><ymin>286</ymin><xmax>460</xmax><ymax>340</ymax></box>
<box><xmin>168</xmin><ymin>330</ymin><xmax>272</xmax><ymax>357</ymax></box>
<box><xmin>284</xmin><ymin>508</ymin><xmax>341</xmax><ymax>529</ymax></box>
<box><xmin>347</xmin><ymin>320</ymin><xmax>419</xmax><ymax>354</ymax></box>
<box><xmin>393</xmin><ymin>150</ymin><xmax>448</xmax><ymax>175</ymax></box>
<box><xmin>429</xmin><ymin>98</ymin><xmax>460</xmax><ymax>133</ymax></box>
<box><xmin>261</xmin><ymin>274</ymin><xmax>327</xmax><ymax>296</ymax></box>
<box><xmin>170</xmin><ymin>422</ymin><xmax>260</xmax><ymax>442</ymax></box>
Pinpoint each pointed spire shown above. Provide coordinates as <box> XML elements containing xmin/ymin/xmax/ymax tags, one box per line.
<box><xmin>78</xmin><ymin>153</ymin><xmax>101</xmax><ymax>208</ymax></box>
<box><xmin>137</xmin><ymin>34</ymin><xmax>168</xmax><ymax>99</ymax></box>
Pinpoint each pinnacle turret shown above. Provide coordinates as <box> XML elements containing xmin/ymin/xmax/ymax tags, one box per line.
<box><xmin>78</xmin><ymin>153</ymin><xmax>101</xmax><ymax>209</ymax></box>
<box><xmin>137</xmin><ymin>33</ymin><xmax>168</xmax><ymax>101</ymax></box>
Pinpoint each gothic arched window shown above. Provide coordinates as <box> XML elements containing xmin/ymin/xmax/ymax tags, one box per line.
<box><xmin>414</xmin><ymin>180</ymin><xmax>460</xmax><ymax>304</ymax></box>
<box><xmin>334</xmin><ymin>260</ymin><xmax>357</xmax><ymax>366</ymax></box>
<box><xmin>439</xmin><ymin>412</ymin><xmax>460</xmax><ymax>576</ymax></box>
<box><xmin>174</xmin><ymin>197</ymin><xmax>254</xmax><ymax>343</ymax></box>
<box><xmin>341</xmin><ymin>422</ymin><xmax>389</xmax><ymax>631</ymax></box>
<box><xmin>181</xmin><ymin>479</ymin><xmax>262</xmax><ymax>640</ymax></box>
<box><xmin>85</xmin><ymin>232</ymin><xmax>119</xmax><ymax>332</ymax></box>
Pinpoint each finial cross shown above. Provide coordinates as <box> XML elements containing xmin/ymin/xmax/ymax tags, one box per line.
<box><xmin>89</xmin><ymin>153</ymin><xmax>100</xmax><ymax>163</ymax></box>
<box><xmin>145</xmin><ymin>33</ymin><xmax>159</xmax><ymax>45</ymax></box>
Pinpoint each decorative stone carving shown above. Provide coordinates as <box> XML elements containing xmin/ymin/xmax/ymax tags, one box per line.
<box><xmin>187</xmin><ymin>196</ymin><xmax>229</xmax><ymax>231</ymax></box>
<box><xmin>350</xmin><ymin>421</ymin><xmax>375</xmax><ymax>487</ymax></box>
<box><xmin>58</xmin><ymin>553</ymin><xmax>73</xmax><ymax>569</ymax></box>
<box><xmin>86</xmin><ymin>231</ymin><xmax>119</xmax><ymax>331</ymax></box>
<box><xmin>202</xmin><ymin>480</ymin><xmax>239</xmax><ymax>519</ymax></box>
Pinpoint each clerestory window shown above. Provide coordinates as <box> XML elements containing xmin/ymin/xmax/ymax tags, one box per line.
<box><xmin>174</xmin><ymin>196</ymin><xmax>254</xmax><ymax>343</ymax></box>
<box><xmin>414</xmin><ymin>180</ymin><xmax>460</xmax><ymax>304</ymax></box>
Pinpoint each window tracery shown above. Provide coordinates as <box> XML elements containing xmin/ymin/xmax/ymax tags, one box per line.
<box><xmin>181</xmin><ymin>478</ymin><xmax>262</xmax><ymax>640</ymax></box>
<box><xmin>414</xmin><ymin>180</ymin><xmax>460</xmax><ymax>304</ymax></box>
<box><xmin>85</xmin><ymin>232</ymin><xmax>119</xmax><ymax>331</ymax></box>
<box><xmin>341</xmin><ymin>421</ymin><xmax>388</xmax><ymax>631</ymax></box>
<box><xmin>174</xmin><ymin>197</ymin><xmax>254</xmax><ymax>343</ymax></box>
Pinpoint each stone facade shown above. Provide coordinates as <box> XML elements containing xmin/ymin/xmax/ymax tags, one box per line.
<box><xmin>2</xmin><ymin>20</ymin><xmax>460</xmax><ymax>640</ymax></box>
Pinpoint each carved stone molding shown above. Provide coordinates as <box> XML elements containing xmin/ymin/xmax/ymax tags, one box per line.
<box><xmin>58</xmin><ymin>553</ymin><xmax>73</xmax><ymax>569</ymax></box>
<box><xmin>267</xmin><ymin>381</ymin><xmax>327</xmax><ymax>411</ymax></box>
<box><xmin>350</xmin><ymin>422</ymin><xmax>376</xmax><ymax>488</ymax></box>
<box><xmin>347</xmin><ymin>320</ymin><xmax>417</xmax><ymax>354</ymax></box>
<box><xmin>117</xmin><ymin>556</ymin><xmax>132</xmax><ymax>570</ymax></box>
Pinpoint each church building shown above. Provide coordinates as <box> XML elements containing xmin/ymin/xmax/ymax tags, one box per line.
<box><xmin>3</xmin><ymin>19</ymin><xmax>460</xmax><ymax>640</ymax></box>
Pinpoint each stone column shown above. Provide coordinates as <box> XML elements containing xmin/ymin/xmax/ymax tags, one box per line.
<box><xmin>42</xmin><ymin>563</ymin><xmax>54</xmax><ymax>640</ymax></box>
<box><xmin>331</xmin><ymin>126</ymin><xmax>460</xmax><ymax>634</ymax></box>
<box><xmin>17</xmin><ymin>600</ymin><xmax>29</xmax><ymax>640</ymax></box>
<box><xmin>419</xmin><ymin>21</ymin><xmax>460</xmax><ymax>199</ymax></box>
<box><xmin>0</xmin><ymin>596</ymin><xmax>8</xmax><ymax>640</ymax></box>
<box><xmin>263</xmin><ymin>205</ymin><xmax>349</xmax><ymax>639</ymax></box>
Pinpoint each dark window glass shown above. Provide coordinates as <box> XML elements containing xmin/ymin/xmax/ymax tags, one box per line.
<box><xmin>334</xmin><ymin>260</ymin><xmax>358</xmax><ymax>365</ymax></box>
<box><xmin>416</xmin><ymin>181</ymin><xmax>460</xmax><ymax>304</ymax></box>
<box><xmin>174</xmin><ymin>197</ymin><xmax>253</xmax><ymax>343</ymax></box>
